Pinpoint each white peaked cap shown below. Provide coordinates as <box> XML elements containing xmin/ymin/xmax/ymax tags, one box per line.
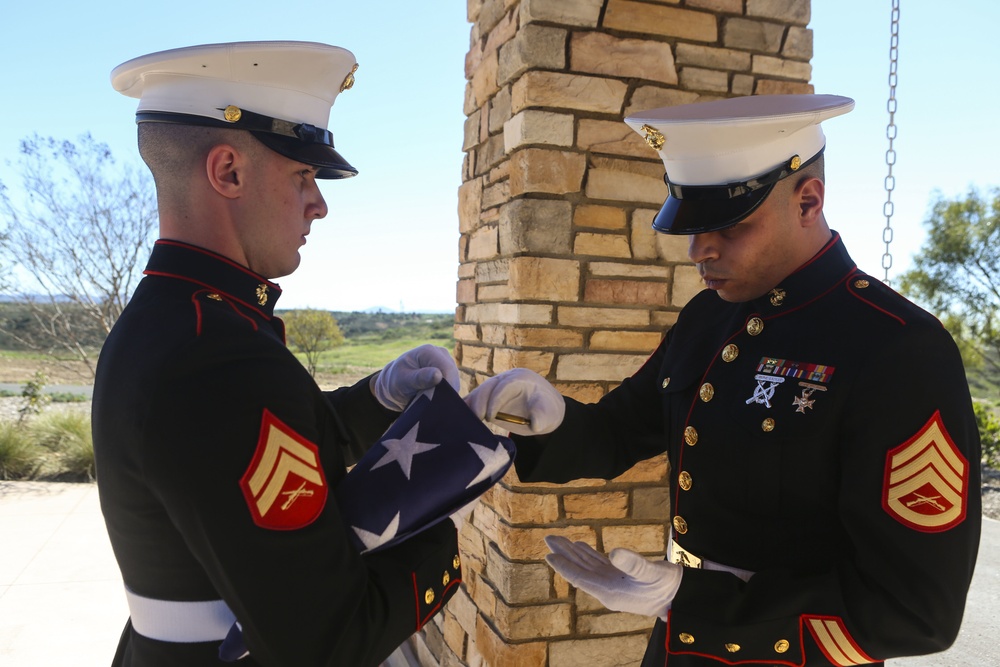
<box><xmin>624</xmin><ymin>94</ymin><xmax>855</xmax><ymax>234</ymax></box>
<box><xmin>111</xmin><ymin>41</ymin><xmax>360</xmax><ymax>179</ymax></box>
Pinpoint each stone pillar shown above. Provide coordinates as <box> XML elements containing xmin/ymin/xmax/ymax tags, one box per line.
<box><xmin>409</xmin><ymin>1</ymin><xmax>813</xmax><ymax>665</ymax></box>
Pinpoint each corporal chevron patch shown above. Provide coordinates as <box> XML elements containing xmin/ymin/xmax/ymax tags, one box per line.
<box><xmin>240</xmin><ymin>409</ymin><xmax>328</xmax><ymax>530</ymax></box>
<box><xmin>882</xmin><ymin>410</ymin><xmax>969</xmax><ymax>533</ymax></box>
<box><xmin>804</xmin><ymin>616</ymin><xmax>876</xmax><ymax>666</ymax></box>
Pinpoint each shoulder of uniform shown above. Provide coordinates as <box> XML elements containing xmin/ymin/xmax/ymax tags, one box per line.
<box><xmin>843</xmin><ymin>272</ymin><xmax>941</xmax><ymax>328</ymax></box>
<box><xmin>190</xmin><ymin>289</ymin><xmax>263</xmax><ymax>336</ymax></box>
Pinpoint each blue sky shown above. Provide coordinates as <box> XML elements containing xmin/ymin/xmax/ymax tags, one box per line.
<box><xmin>0</xmin><ymin>1</ymin><xmax>997</xmax><ymax>312</ymax></box>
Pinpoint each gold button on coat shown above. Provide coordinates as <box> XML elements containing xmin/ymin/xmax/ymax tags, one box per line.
<box><xmin>442</xmin><ymin>571</ymin><xmax>450</xmax><ymax>586</ymax></box>
<box><xmin>679</xmin><ymin>633</ymin><xmax>695</xmax><ymax>644</ymax></box>
<box><xmin>453</xmin><ymin>555</ymin><xmax>461</xmax><ymax>570</ymax></box>
<box><xmin>699</xmin><ymin>383</ymin><xmax>714</xmax><ymax>402</ymax></box>
<box><xmin>683</xmin><ymin>426</ymin><xmax>698</xmax><ymax>446</ymax></box>
<box><xmin>678</xmin><ymin>471</ymin><xmax>692</xmax><ymax>491</ymax></box>
<box><xmin>722</xmin><ymin>344</ymin><xmax>739</xmax><ymax>362</ymax></box>
<box><xmin>425</xmin><ymin>588</ymin><xmax>435</xmax><ymax>605</ymax></box>
<box><xmin>746</xmin><ymin>317</ymin><xmax>764</xmax><ymax>336</ymax></box>
<box><xmin>854</xmin><ymin>279</ymin><xmax>870</xmax><ymax>288</ymax></box>
<box><xmin>775</xmin><ymin>639</ymin><xmax>790</xmax><ymax>653</ymax></box>
<box><xmin>673</xmin><ymin>515</ymin><xmax>688</xmax><ymax>534</ymax></box>
<box><xmin>662</xmin><ymin>377</ymin><xmax>671</xmax><ymax>389</ymax></box>
<box><xmin>725</xmin><ymin>643</ymin><xmax>741</xmax><ymax>653</ymax></box>
<box><xmin>762</xmin><ymin>418</ymin><xmax>776</xmax><ymax>432</ymax></box>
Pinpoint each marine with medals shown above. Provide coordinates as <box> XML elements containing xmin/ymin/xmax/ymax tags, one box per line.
<box><xmin>94</xmin><ymin>41</ymin><xmax>463</xmax><ymax>666</ymax></box>
<box><xmin>466</xmin><ymin>94</ymin><xmax>981</xmax><ymax>666</ymax></box>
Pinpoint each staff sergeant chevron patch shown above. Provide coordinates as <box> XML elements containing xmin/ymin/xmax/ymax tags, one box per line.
<box><xmin>240</xmin><ymin>409</ymin><xmax>328</xmax><ymax>530</ymax></box>
<box><xmin>882</xmin><ymin>410</ymin><xmax>968</xmax><ymax>533</ymax></box>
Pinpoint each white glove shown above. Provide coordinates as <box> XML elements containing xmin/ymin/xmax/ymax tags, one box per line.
<box><xmin>449</xmin><ymin>498</ymin><xmax>479</xmax><ymax>532</ymax></box>
<box><xmin>464</xmin><ymin>368</ymin><xmax>565</xmax><ymax>436</ymax></box>
<box><xmin>372</xmin><ymin>345</ymin><xmax>460</xmax><ymax>411</ymax></box>
<box><xmin>544</xmin><ymin>535</ymin><xmax>682</xmax><ymax>620</ymax></box>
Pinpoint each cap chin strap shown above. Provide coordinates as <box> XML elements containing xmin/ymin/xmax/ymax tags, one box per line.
<box><xmin>135</xmin><ymin>108</ymin><xmax>336</xmax><ymax>148</ymax></box>
<box><xmin>666</xmin><ymin>147</ymin><xmax>825</xmax><ymax>201</ymax></box>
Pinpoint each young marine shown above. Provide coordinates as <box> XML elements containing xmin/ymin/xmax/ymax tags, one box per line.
<box><xmin>94</xmin><ymin>41</ymin><xmax>464</xmax><ymax>666</ymax></box>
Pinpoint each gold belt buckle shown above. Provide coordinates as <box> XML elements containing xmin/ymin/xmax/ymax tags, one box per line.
<box><xmin>669</xmin><ymin>539</ymin><xmax>703</xmax><ymax>569</ymax></box>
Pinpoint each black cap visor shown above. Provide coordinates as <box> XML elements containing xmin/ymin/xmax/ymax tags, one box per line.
<box><xmin>652</xmin><ymin>182</ymin><xmax>773</xmax><ymax>235</ymax></box>
<box><xmin>652</xmin><ymin>148</ymin><xmax>824</xmax><ymax>235</ymax></box>
<box><xmin>251</xmin><ymin>132</ymin><xmax>357</xmax><ymax>179</ymax></box>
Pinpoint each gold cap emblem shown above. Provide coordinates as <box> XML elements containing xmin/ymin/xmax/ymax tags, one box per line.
<box><xmin>640</xmin><ymin>124</ymin><xmax>665</xmax><ymax>151</ymax></box>
<box><xmin>256</xmin><ymin>283</ymin><xmax>269</xmax><ymax>306</ymax></box>
<box><xmin>790</xmin><ymin>155</ymin><xmax>802</xmax><ymax>170</ymax></box>
<box><xmin>223</xmin><ymin>105</ymin><xmax>242</xmax><ymax>122</ymax></box>
<box><xmin>340</xmin><ymin>63</ymin><xmax>359</xmax><ymax>92</ymax></box>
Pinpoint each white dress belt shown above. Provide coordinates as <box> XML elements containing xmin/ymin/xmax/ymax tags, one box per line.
<box><xmin>125</xmin><ymin>586</ymin><xmax>236</xmax><ymax>643</ymax></box>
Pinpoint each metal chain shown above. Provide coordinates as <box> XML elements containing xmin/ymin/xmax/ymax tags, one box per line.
<box><xmin>882</xmin><ymin>0</ymin><xmax>900</xmax><ymax>284</ymax></box>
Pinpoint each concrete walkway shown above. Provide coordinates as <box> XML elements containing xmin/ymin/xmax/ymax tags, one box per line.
<box><xmin>0</xmin><ymin>481</ymin><xmax>996</xmax><ymax>666</ymax></box>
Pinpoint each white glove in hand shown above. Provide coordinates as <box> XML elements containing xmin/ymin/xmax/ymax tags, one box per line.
<box><xmin>449</xmin><ymin>498</ymin><xmax>479</xmax><ymax>532</ymax></box>
<box><xmin>372</xmin><ymin>344</ymin><xmax>460</xmax><ymax>411</ymax></box>
<box><xmin>464</xmin><ymin>368</ymin><xmax>565</xmax><ymax>436</ymax></box>
<box><xmin>544</xmin><ymin>535</ymin><xmax>682</xmax><ymax>620</ymax></box>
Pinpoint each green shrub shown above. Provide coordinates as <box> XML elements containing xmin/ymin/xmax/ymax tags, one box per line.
<box><xmin>974</xmin><ymin>401</ymin><xmax>1000</xmax><ymax>469</ymax></box>
<box><xmin>0</xmin><ymin>421</ymin><xmax>38</xmax><ymax>480</ymax></box>
<box><xmin>28</xmin><ymin>412</ymin><xmax>94</xmax><ymax>480</ymax></box>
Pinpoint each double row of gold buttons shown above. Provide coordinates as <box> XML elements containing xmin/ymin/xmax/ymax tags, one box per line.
<box><xmin>672</xmin><ymin>317</ymin><xmax>771</xmax><ymax>538</ymax></box>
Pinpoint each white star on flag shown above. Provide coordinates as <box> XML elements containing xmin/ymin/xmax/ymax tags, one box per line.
<box><xmin>352</xmin><ymin>512</ymin><xmax>401</xmax><ymax>551</ymax></box>
<box><xmin>370</xmin><ymin>421</ymin><xmax>439</xmax><ymax>480</ymax></box>
<box><xmin>466</xmin><ymin>440</ymin><xmax>512</xmax><ymax>488</ymax></box>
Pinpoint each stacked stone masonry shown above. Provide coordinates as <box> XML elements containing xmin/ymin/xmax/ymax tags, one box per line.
<box><xmin>419</xmin><ymin>1</ymin><xmax>813</xmax><ymax>665</ymax></box>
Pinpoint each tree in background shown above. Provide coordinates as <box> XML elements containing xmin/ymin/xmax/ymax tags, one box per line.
<box><xmin>283</xmin><ymin>309</ymin><xmax>345</xmax><ymax>378</ymax></box>
<box><xmin>899</xmin><ymin>187</ymin><xmax>1000</xmax><ymax>375</ymax></box>
<box><xmin>0</xmin><ymin>134</ymin><xmax>157</xmax><ymax>378</ymax></box>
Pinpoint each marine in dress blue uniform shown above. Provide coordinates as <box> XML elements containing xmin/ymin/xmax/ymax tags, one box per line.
<box><xmin>94</xmin><ymin>42</ymin><xmax>462</xmax><ymax>666</ymax></box>
<box><xmin>468</xmin><ymin>95</ymin><xmax>981</xmax><ymax>666</ymax></box>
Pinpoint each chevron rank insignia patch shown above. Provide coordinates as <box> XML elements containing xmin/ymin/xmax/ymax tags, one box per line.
<box><xmin>804</xmin><ymin>615</ymin><xmax>875</xmax><ymax>666</ymax></box>
<box><xmin>240</xmin><ymin>409</ymin><xmax>328</xmax><ymax>530</ymax></box>
<box><xmin>882</xmin><ymin>410</ymin><xmax>968</xmax><ymax>533</ymax></box>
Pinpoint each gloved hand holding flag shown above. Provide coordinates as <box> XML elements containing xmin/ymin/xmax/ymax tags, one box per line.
<box><xmin>336</xmin><ymin>380</ymin><xmax>516</xmax><ymax>553</ymax></box>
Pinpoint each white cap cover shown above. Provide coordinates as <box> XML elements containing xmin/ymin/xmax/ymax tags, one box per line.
<box><xmin>624</xmin><ymin>94</ymin><xmax>854</xmax><ymax>233</ymax></box>
<box><xmin>111</xmin><ymin>41</ymin><xmax>360</xmax><ymax>178</ymax></box>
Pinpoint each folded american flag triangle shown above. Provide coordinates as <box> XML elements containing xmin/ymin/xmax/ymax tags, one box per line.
<box><xmin>335</xmin><ymin>381</ymin><xmax>515</xmax><ymax>554</ymax></box>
